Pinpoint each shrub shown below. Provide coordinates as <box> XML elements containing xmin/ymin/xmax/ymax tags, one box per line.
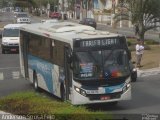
<box><xmin>127</xmin><ymin>41</ymin><xmax>132</xmax><ymax>46</ymax></box>
<box><xmin>127</xmin><ymin>38</ymin><xmax>137</xmax><ymax>46</ymax></box>
<box><xmin>144</xmin><ymin>45</ymin><xmax>151</xmax><ymax>50</ymax></box>
<box><xmin>145</xmin><ymin>40</ymin><xmax>159</xmax><ymax>45</ymax></box>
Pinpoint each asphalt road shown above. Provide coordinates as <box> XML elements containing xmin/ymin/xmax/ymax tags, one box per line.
<box><xmin>0</xmin><ymin>40</ymin><xmax>32</xmax><ymax>97</ymax></box>
<box><xmin>0</xmin><ymin>12</ymin><xmax>33</xmax><ymax>96</ymax></box>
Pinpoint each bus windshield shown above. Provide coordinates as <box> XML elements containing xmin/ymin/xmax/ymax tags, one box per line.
<box><xmin>73</xmin><ymin>49</ymin><xmax>130</xmax><ymax>80</ymax></box>
<box><xmin>3</xmin><ymin>29</ymin><xmax>19</xmax><ymax>37</ymax></box>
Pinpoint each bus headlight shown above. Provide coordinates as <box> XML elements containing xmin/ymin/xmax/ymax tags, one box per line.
<box><xmin>75</xmin><ymin>87</ymin><xmax>80</xmax><ymax>93</ymax></box>
<box><xmin>81</xmin><ymin>90</ymin><xmax>86</xmax><ymax>96</ymax></box>
<box><xmin>74</xmin><ymin>86</ymin><xmax>86</xmax><ymax>96</ymax></box>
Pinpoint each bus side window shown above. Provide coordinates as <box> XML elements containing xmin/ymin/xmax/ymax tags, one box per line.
<box><xmin>38</xmin><ymin>37</ymin><xmax>51</xmax><ymax>60</ymax></box>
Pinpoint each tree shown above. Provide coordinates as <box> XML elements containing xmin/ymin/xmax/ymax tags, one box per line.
<box><xmin>114</xmin><ymin>0</ymin><xmax>160</xmax><ymax>40</ymax></box>
<box><xmin>13</xmin><ymin>0</ymin><xmax>37</xmax><ymax>8</ymax></box>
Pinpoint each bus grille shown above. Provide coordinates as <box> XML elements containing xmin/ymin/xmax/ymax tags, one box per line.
<box><xmin>87</xmin><ymin>92</ymin><xmax>122</xmax><ymax>101</ymax></box>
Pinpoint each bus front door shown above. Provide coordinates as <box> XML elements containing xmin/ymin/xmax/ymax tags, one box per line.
<box><xmin>64</xmin><ymin>46</ymin><xmax>72</xmax><ymax>100</ymax></box>
<box><xmin>23</xmin><ymin>34</ymin><xmax>29</xmax><ymax>79</ymax></box>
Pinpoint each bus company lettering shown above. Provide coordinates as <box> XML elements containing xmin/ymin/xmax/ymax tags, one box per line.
<box><xmin>36</xmin><ymin>62</ymin><xmax>50</xmax><ymax>73</ymax></box>
<box><xmin>81</xmin><ymin>38</ymin><xmax>118</xmax><ymax>47</ymax></box>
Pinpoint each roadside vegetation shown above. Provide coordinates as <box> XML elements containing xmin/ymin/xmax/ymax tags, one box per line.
<box><xmin>114</xmin><ymin>0</ymin><xmax>160</xmax><ymax>40</ymax></box>
<box><xmin>127</xmin><ymin>38</ymin><xmax>160</xmax><ymax>69</ymax></box>
<box><xmin>0</xmin><ymin>91</ymin><xmax>112</xmax><ymax>120</ymax></box>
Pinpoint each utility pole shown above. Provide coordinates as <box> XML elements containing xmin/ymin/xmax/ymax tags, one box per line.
<box><xmin>47</xmin><ymin>1</ymin><xmax>50</xmax><ymax>18</ymax></box>
<box><xmin>62</xmin><ymin>0</ymin><xmax>65</xmax><ymax>20</ymax></box>
<box><xmin>0</xmin><ymin>0</ymin><xmax>3</xmax><ymax>9</ymax></box>
<box><xmin>86</xmin><ymin>0</ymin><xmax>87</xmax><ymax>18</ymax></box>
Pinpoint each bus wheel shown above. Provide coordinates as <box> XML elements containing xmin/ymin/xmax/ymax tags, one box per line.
<box><xmin>60</xmin><ymin>85</ymin><xmax>66</xmax><ymax>101</ymax></box>
<box><xmin>33</xmin><ymin>73</ymin><xmax>39</xmax><ymax>91</ymax></box>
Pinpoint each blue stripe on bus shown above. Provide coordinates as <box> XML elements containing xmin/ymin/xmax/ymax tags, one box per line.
<box><xmin>28</xmin><ymin>55</ymin><xmax>54</xmax><ymax>93</ymax></box>
<box><xmin>104</xmin><ymin>83</ymin><xmax>124</xmax><ymax>93</ymax></box>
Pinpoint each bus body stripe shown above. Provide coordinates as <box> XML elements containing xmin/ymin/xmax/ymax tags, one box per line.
<box><xmin>28</xmin><ymin>55</ymin><xmax>54</xmax><ymax>93</ymax></box>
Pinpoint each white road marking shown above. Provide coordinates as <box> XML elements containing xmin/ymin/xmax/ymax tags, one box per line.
<box><xmin>12</xmin><ymin>71</ymin><xmax>20</xmax><ymax>79</ymax></box>
<box><xmin>140</xmin><ymin>71</ymin><xmax>160</xmax><ymax>77</ymax></box>
<box><xmin>138</xmin><ymin>68</ymin><xmax>160</xmax><ymax>77</ymax></box>
<box><xmin>0</xmin><ymin>67</ymin><xmax>19</xmax><ymax>70</ymax></box>
<box><xmin>0</xmin><ymin>72</ymin><xmax>4</xmax><ymax>80</ymax></box>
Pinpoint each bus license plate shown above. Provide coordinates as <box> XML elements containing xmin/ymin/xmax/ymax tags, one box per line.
<box><xmin>100</xmin><ymin>96</ymin><xmax>110</xmax><ymax>100</ymax></box>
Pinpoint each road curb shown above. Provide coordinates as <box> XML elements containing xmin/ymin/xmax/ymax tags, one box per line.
<box><xmin>137</xmin><ymin>67</ymin><xmax>160</xmax><ymax>77</ymax></box>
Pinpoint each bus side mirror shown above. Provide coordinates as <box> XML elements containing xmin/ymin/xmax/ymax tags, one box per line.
<box><xmin>67</xmin><ymin>54</ymin><xmax>72</xmax><ymax>64</ymax></box>
<box><xmin>67</xmin><ymin>55</ymin><xmax>73</xmax><ymax>69</ymax></box>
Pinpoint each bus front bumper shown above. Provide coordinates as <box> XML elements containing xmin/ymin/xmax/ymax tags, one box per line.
<box><xmin>71</xmin><ymin>85</ymin><xmax>131</xmax><ymax>105</ymax></box>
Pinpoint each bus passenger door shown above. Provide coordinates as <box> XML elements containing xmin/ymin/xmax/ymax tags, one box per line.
<box><xmin>23</xmin><ymin>34</ymin><xmax>29</xmax><ymax>79</ymax></box>
<box><xmin>64</xmin><ymin>46</ymin><xmax>72</xmax><ymax>100</ymax></box>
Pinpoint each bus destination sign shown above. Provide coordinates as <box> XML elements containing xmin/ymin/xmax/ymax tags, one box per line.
<box><xmin>80</xmin><ymin>38</ymin><xmax>120</xmax><ymax>47</ymax></box>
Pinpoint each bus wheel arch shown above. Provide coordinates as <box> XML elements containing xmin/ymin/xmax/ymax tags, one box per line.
<box><xmin>60</xmin><ymin>83</ymin><xmax>66</xmax><ymax>101</ymax></box>
<box><xmin>131</xmin><ymin>72</ymin><xmax>137</xmax><ymax>82</ymax></box>
<box><xmin>33</xmin><ymin>71</ymin><xmax>39</xmax><ymax>91</ymax></box>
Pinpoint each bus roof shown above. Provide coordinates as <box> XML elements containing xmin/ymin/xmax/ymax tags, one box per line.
<box><xmin>20</xmin><ymin>22</ymin><xmax>123</xmax><ymax>44</ymax></box>
<box><xmin>4</xmin><ymin>24</ymin><xmax>26</xmax><ymax>29</ymax></box>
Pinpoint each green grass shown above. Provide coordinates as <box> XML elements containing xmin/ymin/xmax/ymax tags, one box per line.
<box><xmin>131</xmin><ymin>45</ymin><xmax>160</xmax><ymax>69</ymax></box>
<box><xmin>0</xmin><ymin>91</ymin><xmax>112</xmax><ymax>120</ymax></box>
<box><xmin>127</xmin><ymin>38</ymin><xmax>160</xmax><ymax>69</ymax></box>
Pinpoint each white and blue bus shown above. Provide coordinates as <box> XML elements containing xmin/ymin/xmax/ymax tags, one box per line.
<box><xmin>19</xmin><ymin>22</ymin><xmax>133</xmax><ymax>105</ymax></box>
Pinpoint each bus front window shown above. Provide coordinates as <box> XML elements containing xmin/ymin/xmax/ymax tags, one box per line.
<box><xmin>73</xmin><ymin>49</ymin><xmax>130</xmax><ymax>81</ymax></box>
<box><xmin>103</xmin><ymin>49</ymin><xmax>130</xmax><ymax>79</ymax></box>
<box><xmin>73</xmin><ymin>51</ymin><xmax>102</xmax><ymax>80</ymax></box>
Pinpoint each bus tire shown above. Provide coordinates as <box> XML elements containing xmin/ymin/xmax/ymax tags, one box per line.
<box><xmin>60</xmin><ymin>84</ymin><xmax>66</xmax><ymax>101</ymax></box>
<box><xmin>33</xmin><ymin>72</ymin><xmax>39</xmax><ymax>91</ymax></box>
